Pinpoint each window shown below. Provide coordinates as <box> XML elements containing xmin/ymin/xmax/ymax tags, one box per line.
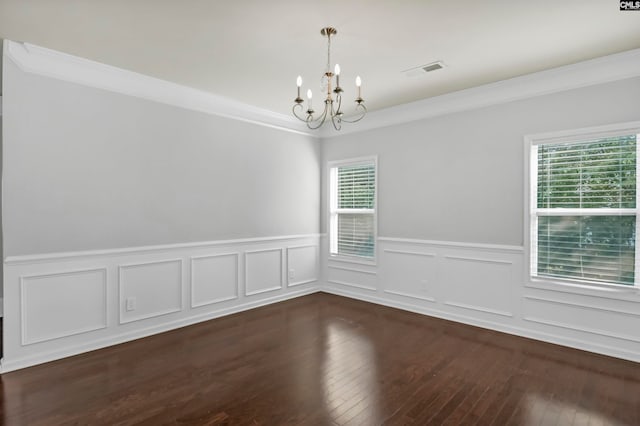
<box><xmin>329</xmin><ymin>157</ymin><xmax>377</xmax><ymax>260</ymax></box>
<box><xmin>528</xmin><ymin>123</ymin><xmax>640</xmax><ymax>288</ymax></box>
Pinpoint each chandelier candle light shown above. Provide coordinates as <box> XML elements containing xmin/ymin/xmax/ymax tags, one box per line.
<box><xmin>293</xmin><ymin>27</ymin><xmax>366</xmax><ymax>130</ymax></box>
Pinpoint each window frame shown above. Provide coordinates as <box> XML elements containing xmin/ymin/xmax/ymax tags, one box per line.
<box><xmin>524</xmin><ymin>121</ymin><xmax>640</xmax><ymax>294</ymax></box>
<box><xmin>327</xmin><ymin>156</ymin><xmax>378</xmax><ymax>265</ymax></box>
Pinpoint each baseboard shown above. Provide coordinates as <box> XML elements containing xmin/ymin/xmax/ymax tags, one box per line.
<box><xmin>1</xmin><ymin>287</ymin><xmax>320</xmax><ymax>373</ymax></box>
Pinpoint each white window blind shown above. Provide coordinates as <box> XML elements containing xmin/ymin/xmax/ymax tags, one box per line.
<box><xmin>531</xmin><ymin>133</ymin><xmax>639</xmax><ymax>286</ymax></box>
<box><xmin>330</xmin><ymin>160</ymin><xmax>376</xmax><ymax>259</ymax></box>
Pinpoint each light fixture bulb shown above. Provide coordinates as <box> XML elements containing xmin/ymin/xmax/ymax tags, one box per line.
<box><xmin>356</xmin><ymin>76</ymin><xmax>362</xmax><ymax>87</ymax></box>
<box><xmin>334</xmin><ymin>64</ymin><xmax>341</xmax><ymax>75</ymax></box>
<box><xmin>307</xmin><ymin>89</ymin><xmax>313</xmax><ymax>99</ymax></box>
<box><xmin>297</xmin><ymin>76</ymin><xmax>302</xmax><ymax>87</ymax></box>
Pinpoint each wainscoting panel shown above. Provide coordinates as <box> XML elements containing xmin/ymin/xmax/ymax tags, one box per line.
<box><xmin>191</xmin><ymin>253</ymin><xmax>239</xmax><ymax>308</ymax></box>
<box><xmin>523</xmin><ymin>296</ymin><xmax>640</xmax><ymax>344</ymax></box>
<box><xmin>287</xmin><ymin>245</ymin><xmax>318</xmax><ymax>287</ymax></box>
<box><xmin>441</xmin><ymin>255</ymin><xmax>513</xmax><ymax>317</ymax></box>
<box><xmin>381</xmin><ymin>249</ymin><xmax>437</xmax><ymax>302</ymax></box>
<box><xmin>2</xmin><ymin>234</ymin><xmax>320</xmax><ymax>372</ymax></box>
<box><xmin>245</xmin><ymin>249</ymin><xmax>283</xmax><ymax>296</ymax></box>
<box><xmin>327</xmin><ymin>263</ymin><xmax>377</xmax><ymax>291</ymax></box>
<box><xmin>5</xmin><ymin>233</ymin><xmax>639</xmax><ymax>370</ymax></box>
<box><xmin>323</xmin><ymin>237</ymin><xmax>640</xmax><ymax>363</ymax></box>
<box><xmin>21</xmin><ymin>268</ymin><xmax>107</xmax><ymax>345</ymax></box>
<box><xmin>119</xmin><ymin>259</ymin><xmax>183</xmax><ymax>324</ymax></box>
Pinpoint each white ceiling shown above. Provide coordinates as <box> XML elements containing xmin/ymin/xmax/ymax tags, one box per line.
<box><xmin>1</xmin><ymin>1</ymin><xmax>639</xmax><ymax>116</ymax></box>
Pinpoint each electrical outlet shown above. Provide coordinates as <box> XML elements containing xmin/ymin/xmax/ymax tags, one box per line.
<box><xmin>125</xmin><ymin>297</ymin><xmax>136</xmax><ymax>312</ymax></box>
<box><xmin>288</xmin><ymin>269</ymin><xmax>295</xmax><ymax>280</ymax></box>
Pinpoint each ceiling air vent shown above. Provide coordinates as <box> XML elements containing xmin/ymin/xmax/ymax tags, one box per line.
<box><xmin>402</xmin><ymin>61</ymin><xmax>446</xmax><ymax>78</ymax></box>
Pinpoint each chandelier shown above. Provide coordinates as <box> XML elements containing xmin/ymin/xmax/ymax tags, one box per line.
<box><xmin>293</xmin><ymin>27</ymin><xmax>366</xmax><ymax>130</ymax></box>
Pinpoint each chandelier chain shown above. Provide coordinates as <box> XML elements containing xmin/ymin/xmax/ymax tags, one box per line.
<box><xmin>326</xmin><ymin>32</ymin><xmax>331</xmax><ymax>74</ymax></box>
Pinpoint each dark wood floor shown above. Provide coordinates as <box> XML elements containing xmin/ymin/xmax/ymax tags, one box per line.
<box><xmin>0</xmin><ymin>293</ymin><xmax>638</xmax><ymax>425</ymax></box>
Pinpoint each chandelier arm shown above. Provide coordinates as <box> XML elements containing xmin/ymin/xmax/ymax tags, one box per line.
<box><xmin>339</xmin><ymin>103</ymin><xmax>368</xmax><ymax>123</ymax></box>
<box><xmin>305</xmin><ymin>103</ymin><xmax>330</xmax><ymax>130</ymax></box>
<box><xmin>292</xmin><ymin>103</ymin><xmax>309</xmax><ymax>122</ymax></box>
<box><xmin>328</xmin><ymin>101</ymin><xmax>342</xmax><ymax>131</ymax></box>
<box><xmin>330</xmin><ymin>112</ymin><xmax>342</xmax><ymax>131</ymax></box>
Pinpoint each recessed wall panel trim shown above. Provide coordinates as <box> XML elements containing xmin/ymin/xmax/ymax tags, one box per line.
<box><xmin>327</xmin><ymin>264</ymin><xmax>378</xmax><ymax>275</ymax></box>
<box><xmin>443</xmin><ymin>255</ymin><xmax>513</xmax><ymax>266</ymax></box>
<box><xmin>443</xmin><ymin>301</ymin><xmax>513</xmax><ymax>318</ymax></box>
<box><xmin>383</xmin><ymin>249</ymin><xmax>437</xmax><ymax>257</ymax></box>
<box><xmin>245</xmin><ymin>248</ymin><xmax>283</xmax><ymax>296</ymax></box>
<box><xmin>287</xmin><ymin>245</ymin><xmax>319</xmax><ymax>287</ymax></box>
<box><xmin>524</xmin><ymin>295</ymin><xmax>640</xmax><ymax>317</ymax></box>
<box><xmin>523</xmin><ymin>316</ymin><xmax>640</xmax><ymax>344</ymax></box>
<box><xmin>20</xmin><ymin>268</ymin><xmax>108</xmax><ymax>345</ymax></box>
<box><xmin>327</xmin><ymin>279</ymin><xmax>377</xmax><ymax>291</ymax></box>
<box><xmin>383</xmin><ymin>289</ymin><xmax>436</xmax><ymax>303</ymax></box>
<box><xmin>118</xmin><ymin>259</ymin><xmax>183</xmax><ymax>324</ymax></box>
<box><xmin>190</xmin><ymin>253</ymin><xmax>240</xmax><ymax>308</ymax></box>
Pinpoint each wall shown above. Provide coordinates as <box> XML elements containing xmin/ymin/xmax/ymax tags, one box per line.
<box><xmin>322</xmin><ymin>77</ymin><xmax>640</xmax><ymax>245</ymax></box>
<box><xmin>0</xmin><ymin>110</ymin><xmax>3</xmax><ymax>303</ymax></box>
<box><xmin>1</xmin><ymin>42</ymin><xmax>321</xmax><ymax>371</ymax></box>
<box><xmin>2</xmin><ymin>57</ymin><xmax>320</xmax><ymax>256</ymax></box>
<box><xmin>322</xmin><ymin>76</ymin><xmax>640</xmax><ymax>362</ymax></box>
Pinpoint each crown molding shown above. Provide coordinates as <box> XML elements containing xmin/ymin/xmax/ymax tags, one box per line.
<box><xmin>3</xmin><ymin>40</ymin><xmax>315</xmax><ymax>138</ymax></box>
<box><xmin>320</xmin><ymin>48</ymin><xmax>640</xmax><ymax>138</ymax></box>
<box><xmin>5</xmin><ymin>40</ymin><xmax>640</xmax><ymax>140</ymax></box>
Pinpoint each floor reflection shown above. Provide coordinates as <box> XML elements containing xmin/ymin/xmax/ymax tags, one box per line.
<box><xmin>321</xmin><ymin>319</ymin><xmax>380</xmax><ymax>424</ymax></box>
<box><xmin>524</xmin><ymin>393</ymin><xmax>615</xmax><ymax>425</ymax></box>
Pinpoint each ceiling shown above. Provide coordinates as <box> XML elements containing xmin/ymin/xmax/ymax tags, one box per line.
<box><xmin>1</xmin><ymin>1</ymin><xmax>639</xmax><ymax>116</ymax></box>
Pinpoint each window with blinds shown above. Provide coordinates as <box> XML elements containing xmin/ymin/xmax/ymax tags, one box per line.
<box><xmin>530</xmin><ymin>131</ymin><xmax>639</xmax><ymax>287</ymax></box>
<box><xmin>329</xmin><ymin>158</ymin><xmax>376</xmax><ymax>259</ymax></box>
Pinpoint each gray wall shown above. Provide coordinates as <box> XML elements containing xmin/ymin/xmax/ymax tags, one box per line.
<box><xmin>2</xmin><ymin>57</ymin><xmax>320</xmax><ymax>256</ymax></box>
<box><xmin>4</xmin><ymin>50</ymin><xmax>639</xmax><ymax>256</ymax></box>
<box><xmin>322</xmin><ymin>77</ymin><xmax>640</xmax><ymax>246</ymax></box>
<box><xmin>0</xmin><ymin>114</ymin><xmax>3</xmax><ymax>297</ymax></box>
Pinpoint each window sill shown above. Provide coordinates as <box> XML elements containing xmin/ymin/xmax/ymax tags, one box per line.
<box><xmin>526</xmin><ymin>278</ymin><xmax>640</xmax><ymax>303</ymax></box>
<box><xmin>328</xmin><ymin>255</ymin><xmax>377</xmax><ymax>267</ymax></box>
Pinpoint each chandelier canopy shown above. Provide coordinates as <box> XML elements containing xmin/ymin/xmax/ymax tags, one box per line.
<box><xmin>293</xmin><ymin>27</ymin><xmax>366</xmax><ymax>131</ymax></box>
